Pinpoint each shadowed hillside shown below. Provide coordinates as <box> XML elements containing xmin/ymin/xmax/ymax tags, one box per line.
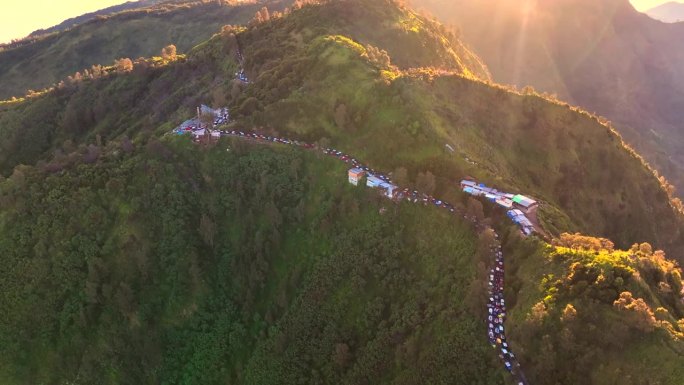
<box><xmin>412</xmin><ymin>0</ymin><xmax>684</xmax><ymax>195</ymax></box>
<box><xmin>0</xmin><ymin>138</ymin><xmax>510</xmax><ymax>384</ymax></box>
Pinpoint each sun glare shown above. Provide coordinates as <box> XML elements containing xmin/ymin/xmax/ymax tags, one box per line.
<box><xmin>629</xmin><ymin>0</ymin><xmax>672</xmax><ymax>11</ymax></box>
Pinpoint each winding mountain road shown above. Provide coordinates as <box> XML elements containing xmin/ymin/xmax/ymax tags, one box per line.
<box><xmin>208</xmin><ymin>128</ymin><xmax>529</xmax><ymax>384</ymax></box>
<box><xmin>189</xmin><ymin>47</ymin><xmax>529</xmax><ymax>382</ymax></box>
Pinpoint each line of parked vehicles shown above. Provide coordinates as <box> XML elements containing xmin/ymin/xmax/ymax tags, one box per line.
<box><xmin>213</xmin><ymin>109</ymin><xmax>230</xmax><ymax>126</ymax></box>
<box><xmin>219</xmin><ymin>130</ymin><xmax>314</xmax><ymax>148</ymax></box>
<box><xmin>212</xmin><ymin>47</ymin><xmax>526</xmax><ymax>379</ymax></box>
<box><xmin>235</xmin><ymin>48</ymin><xmax>249</xmax><ymax>83</ymax></box>
<box><xmin>488</xmin><ymin>242</ymin><xmax>526</xmax><ymax>384</ymax></box>
<box><xmin>173</xmin><ymin>108</ymin><xmax>527</xmax><ymax>383</ymax></box>
<box><xmin>219</xmin><ymin>129</ymin><xmax>527</xmax><ymax>382</ymax></box>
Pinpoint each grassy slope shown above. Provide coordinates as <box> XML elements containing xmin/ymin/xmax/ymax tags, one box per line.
<box><xmin>411</xmin><ymin>0</ymin><xmax>684</xmax><ymax>194</ymax></box>
<box><xmin>501</xmin><ymin>232</ymin><xmax>684</xmax><ymax>385</ymax></box>
<box><xmin>0</xmin><ymin>138</ymin><xmax>503</xmax><ymax>384</ymax></box>
<box><xmin>232</xmin><ymin>0</ymin><xmax>684</xmax><ymax>256</ymax></box>
<box><xmin>0</xmin><ymin>0</ymin><xmax>288</xmax><ymax>100</ymax></box>
<box><xmin>420</xmin><ymin>77</ymin><xmax>681</xmax><ymax>248</ymax></box>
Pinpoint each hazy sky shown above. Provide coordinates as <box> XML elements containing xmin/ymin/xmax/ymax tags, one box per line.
<box><xmin>0</xmin><ymin>0</ymin><xmax>676</xmax><ymax>44</ymax></box>
<box><xmin>0</xmin><ymin>0</ymin><xmax>131</xmax><ymax>44</ymax></box>
<box><xmin>630</xmin><ymin>0</ymin><xmax>674</xmax><ymax>10</ymax></box>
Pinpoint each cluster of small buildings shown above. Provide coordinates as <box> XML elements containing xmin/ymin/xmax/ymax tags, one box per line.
<box><xmin>460</xmin><ymin>180</ymin><xmax>538</xmax><ymax>236</ymax></box>
<box><xmin>507</xmin><ymin>210</ymin><xmax>535</xmax><ymax>236</ymax></box>
<box><xmin>173</xmin><ymin>120</ymin><xmax>214</xmax><ymax>139</ymax></box>
<box><xmin>202</xmin><ymin>105</ymin><xmax>229</xmax><ymax>122</ymax></box>
<box><xmin>236</xmin><ymin>68</ymin><xmax>249</xmax><ymax>83</ymax></box>
<box><xmin>173</xmin><ymin>105</ymin><xmax>230</xmax><ymax>141</ymax></box>
<box><xmin>348</xmin><ymin>167</ymin><xmax>399</xmax><ymax>199</ymax></box>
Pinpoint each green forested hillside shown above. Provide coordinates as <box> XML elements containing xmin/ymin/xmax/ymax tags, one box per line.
<box><xmin>0</xmin><ymin>30</ymin><xmax>242</xmax><ymax>176</ymax></box>
<box><xmin>0</xmin><ymin>0</ymin><xmax>683</xmax><ymax>384</ymax></box>
<box><xmin>501</xmin><ymin>232</ymin><xmax>684</xmax><ymax>385</ymax></box>
<box><xmin>0</xmin><ymin>0</ymin><xmax>289</xmax><ymax>99</ymax></box>
<box><xmin>411</xmin><ymin>0</ymin><xmax>684</xmax><ymax>194</ymax></box>
<box><xmin>0</xmin><ymin>139</ymin><xmax>502</xmax><ymax>384</ymax></box>
<box><xmin>8</xmin><ymin>0</ymin><xmax>681</xmax><ymax>256</ymax></box>
<box><xmin>231</xmin><ymin>0</ymin><xmax>684</xmax><ymax>255</ymax></box>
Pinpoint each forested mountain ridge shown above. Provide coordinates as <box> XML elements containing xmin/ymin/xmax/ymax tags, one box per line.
<box><xmin>1</xmin><ymin>0</ymin><xmax>682</xmax><ymax>254</ymax></box>
<box><xmin>504</xmin><ymin>233</ymin><xmax>684</xmax><ymax>384</ymax></box>
<box><xmin>0</xmin><ymin>0</ymin><xmax>683</xmax><ymax>383</ymax></box>
<box><xmin>231</xmin><ymin>0</ymin><xmax>684</xmax><ymax>255</ymax></box>
<box><xmin>0</xmin><ymin>0</ymin><xmax>291</xmax><ymax>100</ymax></box>
<box><xmin>412</xmin><ymin>0</ymin><xmax>684</xmax><ymax>194</ymax></box>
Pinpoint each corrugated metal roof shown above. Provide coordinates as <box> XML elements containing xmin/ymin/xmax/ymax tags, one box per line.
<box><xmin>513</xmin><ymin>194</ymin><xmax>537</xmax><ymax>207</ymax></box>
<box><xmin>367</xmin><ymin>176</ymin><xmax>383</xmax><ymax>187</ymax></box>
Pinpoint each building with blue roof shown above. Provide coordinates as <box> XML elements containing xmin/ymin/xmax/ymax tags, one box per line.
<box><xmin>366</xmin><ymin>176</ymin><xmax>398</xmax><ymax>198</ymax></box>
<box><xmin>367</xmin><ymin>175</ymin><xmax>384</xmax><ymax>188</ymax></box>
<box><xmin>461</xmin><ymin>179</ymin><xmax>538</xmax><ymax>236</ymax></box>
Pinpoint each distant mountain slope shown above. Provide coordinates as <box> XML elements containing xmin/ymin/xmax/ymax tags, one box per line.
<box><xmin>0</xmin><ymin>0</ymin><xmax>289</xmax><ymax>99</ymax></box>
<box><xmin>412</xmin><ymin>0</ymin><xmax>684</xmax><ymax>194</ymax></box>
<box><xmin>647</xmin><ymin>1</ymin><xmax>684</xmax><ymax>22</ymax></box>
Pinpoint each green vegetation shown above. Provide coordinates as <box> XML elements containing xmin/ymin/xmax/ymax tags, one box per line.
<box><xmin>0</xmin><ymin>138</ymin><xmax>503</xmax><ymax>384</ymax></box>
<box><xmin>502</xmin><ymin>232</ymin><xmax>684</xmax><ymax>385</ymax></box>
<box><xmin>0</xmin><ymin>0</ymin><xmax>683</xmax><ymax>384</ymax></box>
<box><xmin>13</xmin><ymin>0</ymin><xmax>672</xmax><ymax>259</ymax></box>
<box><xmin>0</xmin><ymin>29</ymin><xmax>240</xmax><ymax>176</ymax></box>
<box><xmin>412</xmin><ymin>0</ymin><xmax>684</xmax><ymax>194</ymax></box>
<box><xmin>0</xmin><ymin>0</ymin><xmax>290</xmax><ymax>99</ymax></box>
<box><xmin>230</xmin><ymin>0</ymin><xmax>684</xmax><ymax>256</ymax></box>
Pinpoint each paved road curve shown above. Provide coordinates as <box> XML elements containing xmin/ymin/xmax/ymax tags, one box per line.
<box><xmin>180</xmin><ymin>44</ymin><xmax>531</xmax><ymax>381</ymax></box>
<box><xmin>208</xmin><ymin>128</ymin><xmax>530</xmax><ymax>383</ymax></box>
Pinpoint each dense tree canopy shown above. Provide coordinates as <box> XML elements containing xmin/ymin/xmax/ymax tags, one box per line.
<box><xmin>0</xmin><ymin>1</ymin><xmax>683</xmax><ymax>384</ymax></box>
<box><xmin>0</xmin><ymin>138</ymin><xmax>504</xmax><ymax>384</ymax></box>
